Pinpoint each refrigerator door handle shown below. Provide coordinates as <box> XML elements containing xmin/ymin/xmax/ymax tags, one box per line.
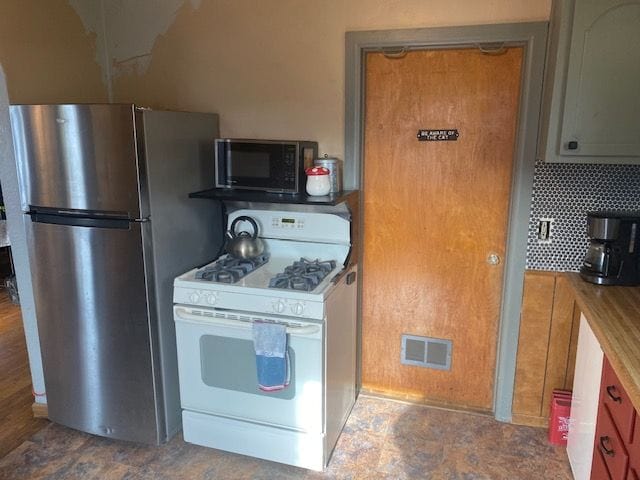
<box><xmin>27</xmin><ymin>212</ymin><xmax>131</xmax><ymax>230</ymax></box>
<box><xmin>27</xmin><ymin>205</ymin><xmax>129</xmax><ymax>219</ymax></box>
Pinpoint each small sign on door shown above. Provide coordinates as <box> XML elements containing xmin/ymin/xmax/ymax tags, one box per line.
<box><xmin>417</xmin><ymin>129</ymin><xmax>459</xmax><ymax>141</ymax></box>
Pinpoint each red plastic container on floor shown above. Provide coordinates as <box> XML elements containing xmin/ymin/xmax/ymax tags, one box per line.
<box><xmin>549</xmin><ymin>389</ymin><xmax>572</xmax><ymax>445</ymax></box>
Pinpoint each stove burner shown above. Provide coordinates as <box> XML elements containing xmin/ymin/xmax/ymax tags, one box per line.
<box><xmin>269</xmin><ymin>258</ymin><xmax>337</xmax><ymax>292</ymax></box>
<box><xmin>195</xmin><ymin>254</ymin><xmax>270</xmax><ymax>283</ymax></box>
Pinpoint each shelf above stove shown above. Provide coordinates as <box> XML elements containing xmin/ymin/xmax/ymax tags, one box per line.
<box><xmin>189</xmin><ymin>188</ymin><xmax>359</xmax><ymax>206</ymax></box>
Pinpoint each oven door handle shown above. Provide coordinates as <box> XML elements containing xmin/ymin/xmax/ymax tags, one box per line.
<box><xmin>174</xmin><ymin>308</ymin><xmax>321</xmax><ymax>335</ymax></box>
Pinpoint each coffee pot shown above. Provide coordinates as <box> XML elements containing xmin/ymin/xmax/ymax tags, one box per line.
<box><xmin>580</xmin><ymin>211</ymin><xmax>640</xmax><ymax>286</ymax></box>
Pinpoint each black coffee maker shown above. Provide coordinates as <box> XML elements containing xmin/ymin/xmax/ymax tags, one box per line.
<box><xmin>580</xmin><ymin>211</ymin><xmax>640</xmax><ymax>286</ymax></box>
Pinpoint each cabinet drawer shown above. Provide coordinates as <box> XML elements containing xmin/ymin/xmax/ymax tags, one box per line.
<box><xmin>602</xmin><ymin>358</ymin><xmax>636</xmax><ymax>444</ymax></box>
<box><xmin>596</xmin><ymin>405</ymin><xmax>630</xmax><ymax>480</ymax></box>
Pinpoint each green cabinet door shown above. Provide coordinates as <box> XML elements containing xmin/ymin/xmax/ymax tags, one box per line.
<box><xmin>540</xmin><ymin>0</ymin><xmax>640</xmax><ymax>164</ymax></box>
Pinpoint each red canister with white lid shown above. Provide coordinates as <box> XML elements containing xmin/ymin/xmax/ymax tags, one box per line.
<box><xmin>305</xmin><ymin>166</ymin><xmax>331</xmax><ymax>196</ymax></box>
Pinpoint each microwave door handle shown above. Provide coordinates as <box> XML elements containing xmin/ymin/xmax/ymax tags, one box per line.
<box><xmin>174</xmin><ymin>308</ymin><xmax>320</xmax><ymax>335</ymax></box>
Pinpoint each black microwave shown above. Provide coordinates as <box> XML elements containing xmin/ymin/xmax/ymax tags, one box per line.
<box><xmin>214</xmin><ymin>139</ymin><xmax>318</xmax><ymax>194</ymax></box>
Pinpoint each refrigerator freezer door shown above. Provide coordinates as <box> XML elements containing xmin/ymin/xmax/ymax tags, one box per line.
<box><xmin>26</xmin><ymin>217</ymin><xmax>162</xmax><ymax>444</ymax></box>
<box><xmin>10</xmin><ymin>104</ymin><xmax>143</xmax><ymax>217</ymax></box>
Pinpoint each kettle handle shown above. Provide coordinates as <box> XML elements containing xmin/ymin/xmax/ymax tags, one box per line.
<box><xmin>229</xmin><ymin>216</ymin><xmax>259</xmax><ymax>239</ymax></box>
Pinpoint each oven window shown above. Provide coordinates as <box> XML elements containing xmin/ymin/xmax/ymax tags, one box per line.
<box><xmin>200</xmin><ymin>335</ymin><xmax>296</xmax><ymax>400</ymax></box>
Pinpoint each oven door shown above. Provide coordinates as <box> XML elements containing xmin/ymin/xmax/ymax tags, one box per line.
<box><xmin>174</xmin><ymin>306</ymin><xmax>324</xmax><ymax>432</ymax></box>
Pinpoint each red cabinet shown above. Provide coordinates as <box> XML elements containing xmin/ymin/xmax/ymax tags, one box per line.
<box><xmin>592</xmin><ymin>358</ymin><xmax>638</xmax><ymax>479</ymax></box>
<box><xmin>595</xmin><ymin>405</ymin><xmax>630</xmax><ymax>479</ymax></box>
<box><xmin>627</xmin><ymin>414</ymin><xmax>640</xmax><ymax>479</ymax></box>
<box><xmin>593</xmin><ymin>447</ymin><xmax>612</xmax><ymax>480</ymax></box>
<box><xmin>602</xmin><ymin>359</ymin><xmax>636</xmax><ymax>444</ymax></box>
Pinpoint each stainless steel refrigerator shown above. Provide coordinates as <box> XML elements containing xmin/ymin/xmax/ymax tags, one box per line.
<box><xmin>10</xmin><ymin>104</ymin><xmax>222</xmax><ymax>444</ymax></box>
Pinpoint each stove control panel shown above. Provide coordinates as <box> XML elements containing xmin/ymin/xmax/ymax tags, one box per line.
<box><xmin>271</xmin><ymin>216</ymin><xmax>305</xmax><ymax>230</ymax></box>
<box><xmin>179</xmin><ymin>289</ymin><xmax>219</xmax><ymax>307</ymax></box>
<box><xmin>173</xmin><ymin>286</ymin><xmax>325</xmax><ymax>320</ymax></box>
<box><xmin>271</xmin><ymin>299</ymin><xmax>305</xmax><ymax>316</ymax></box>
<box><xmin>228</xmin><ymin>209</ymin><xmax>350</xmax><ymax>244</ymax></box>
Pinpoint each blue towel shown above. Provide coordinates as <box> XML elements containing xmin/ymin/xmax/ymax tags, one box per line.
<box><xmin>252</xmin><ymin>321</ymin><xmax>290</xmax><ymax>392</ymax></box>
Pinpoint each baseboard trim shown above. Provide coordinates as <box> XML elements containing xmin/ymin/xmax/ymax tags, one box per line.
<box><xmin>32</xmin><ymin>402</ymin><xmax>48</xmax><ymax>419</ymax></box>
<box><xmin>359</xmin><ymin>387</ymin><xmax>493</xmax><ymax>418</ymax></box>
<box><xmin>511</xmin><ymin>413</ymin><xmax>549</xmax><ymax>428</ymax></box>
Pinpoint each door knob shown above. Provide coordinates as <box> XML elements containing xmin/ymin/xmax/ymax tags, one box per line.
<box><xmin>487</xmin><ymin>253</ymin><xmax>501</xmax><ymax>266</ymax></box>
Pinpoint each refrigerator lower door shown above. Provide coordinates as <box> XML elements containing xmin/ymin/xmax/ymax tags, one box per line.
<box><xmin>26</xmin><ymin>215</ymin><xmax>162</xmax><ymax>444</ymax></box>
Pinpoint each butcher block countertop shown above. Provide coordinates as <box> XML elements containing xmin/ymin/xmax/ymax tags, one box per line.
<box><xmin>567</xmin><ymin>272</ymin><xmax>640</xmax><ymax>411</ymax></box>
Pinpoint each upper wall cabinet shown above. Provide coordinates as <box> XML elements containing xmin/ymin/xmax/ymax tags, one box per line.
<box><xmin>538</xmin><ymin>0</ymin><xmax>640</xmax><ymax>164</ymax></box>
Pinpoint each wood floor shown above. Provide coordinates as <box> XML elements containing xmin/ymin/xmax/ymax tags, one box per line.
<box><xmin>0</xmin><ymin>289</ymin><xmax>48</xmax><ymax>458</ymax></box>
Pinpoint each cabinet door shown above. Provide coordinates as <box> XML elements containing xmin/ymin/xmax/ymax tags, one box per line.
<box><xmin>593</xmin><ymin>448</ymin><xmax>613</xmax><ymax>480</ymax></box>
<box><xmin>602</xmin><ymin>357</ymin><xmax>636</xmax><ymax>445</ymax></box>
<box><xmin>595</xmin><ymin>406</ymin><xmax>630</xmax><ymax>480</ymax></box>
<box><xmin>627</xmin><ymin>413</ymin><xmax>640</xmax><ymax>476</ymax></box>
<box><xmin>568</xmin><ymin>315</ymin><xmax>605</xmax><ymax>480</ymax></box>
<box><xmin>512</xmin><ymin>271</ymin><xmax>580</xmax><ymax>428</ymax></box>
<box><xmin>560</xmin><ymin>0</ymin><xmax>640</xmax><ymax>159</ymax></box>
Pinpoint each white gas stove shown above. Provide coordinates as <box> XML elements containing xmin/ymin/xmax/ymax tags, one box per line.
<box><xmin>173</xmin><ymin>206</ymin><xmax>357</xmax><ymax>471</ymax></box>
<box><xmin>174</xmin><ymin>208</ymin><xmax>351</xmax><ymax>316</ymax></box>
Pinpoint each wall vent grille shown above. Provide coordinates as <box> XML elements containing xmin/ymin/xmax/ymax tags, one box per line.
<box><xmin>401</xmin><ymin>335</ymin><xmax>452</xmax><ymax>370</ymax></box>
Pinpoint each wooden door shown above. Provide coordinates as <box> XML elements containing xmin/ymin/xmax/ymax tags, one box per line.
<box><xmin>362</xmin><ymin>47</ymin><xmax>523</xmax><ymax>411</ymax></box>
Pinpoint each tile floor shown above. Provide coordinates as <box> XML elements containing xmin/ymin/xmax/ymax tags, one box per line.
<box><xmin>0</xmin><ymin>395</ymin><xmax>573</xmax><ymax>479</ymax></box>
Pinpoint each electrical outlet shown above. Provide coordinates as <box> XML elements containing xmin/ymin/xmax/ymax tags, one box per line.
<box><xmin>538</xmin><ymin>218</ymin><xmax>553</xmax><ymax>243</ymax></box>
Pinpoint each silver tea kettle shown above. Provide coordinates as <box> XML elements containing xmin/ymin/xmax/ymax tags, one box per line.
<box><xmin>225</xmin><ymin>215</ymin><xmax>265</xmax><ymax>259</ymax></box>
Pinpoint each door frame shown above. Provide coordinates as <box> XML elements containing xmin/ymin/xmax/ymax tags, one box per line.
<box><xmin>345</xmin><ymin>22</ymin><xmax>548</xmax><ymax>422</ymax></box>
<box><xmin>0</xmin><ymin>65</ymin><xmax>47</xmax><ymax>402</ymax></box>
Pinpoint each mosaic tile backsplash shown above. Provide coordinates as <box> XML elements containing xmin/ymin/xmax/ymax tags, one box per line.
<box><xmin>526</xmin><ymin>160</ymin><xmax>640</xmax><ymax>272</ymax></box>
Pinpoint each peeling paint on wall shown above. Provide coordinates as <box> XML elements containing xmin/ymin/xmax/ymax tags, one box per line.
<box><xmin>67</xmin><ymin>0</ymin><xmax>111</xmax><ymax>97</ymax></box>
<box><xmin>68</xmin><ymin>0</ymin><xmax>201</xmax><ymax>85</ymax></box>
<box><xmin>67</xmin><ymin>0</ymin><xmax>551</xmax><ymax>166</ymax></box>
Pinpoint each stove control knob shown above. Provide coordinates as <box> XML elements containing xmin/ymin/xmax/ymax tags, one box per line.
<box><xmin>189</xmin><ymin>292</ymin><xmax>201</xmax><ymax>304</ymax></box>
<box><xmin>291</xmin><ymin>302</ymin><xmax>305</xmax><ymax>315</ymax></box>
<box><xmin>205</xmin><ymin>294</ymin><xmax>217</xmax><ymax>305</ymax></box>
<box><xmin>273</xmin><ymin>300</ymin><xmax>286</xmax><ymax>314</ymax></box>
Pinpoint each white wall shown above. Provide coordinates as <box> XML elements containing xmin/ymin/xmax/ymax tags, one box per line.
<box><xmin>72</xmin><ymin>0</ymin><xmax>551</xmax><ymax>159</ymax></box>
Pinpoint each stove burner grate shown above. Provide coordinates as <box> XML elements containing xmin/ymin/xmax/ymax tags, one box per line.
<box><xmin>268</xmin><ymin>258</ymin><xmax>337</xmax><ymax>292</ymax></box>
<box><xmin>195</xmin><ymin>254</ymin><xmax>270</xmax><ymax>283</ymax></box>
